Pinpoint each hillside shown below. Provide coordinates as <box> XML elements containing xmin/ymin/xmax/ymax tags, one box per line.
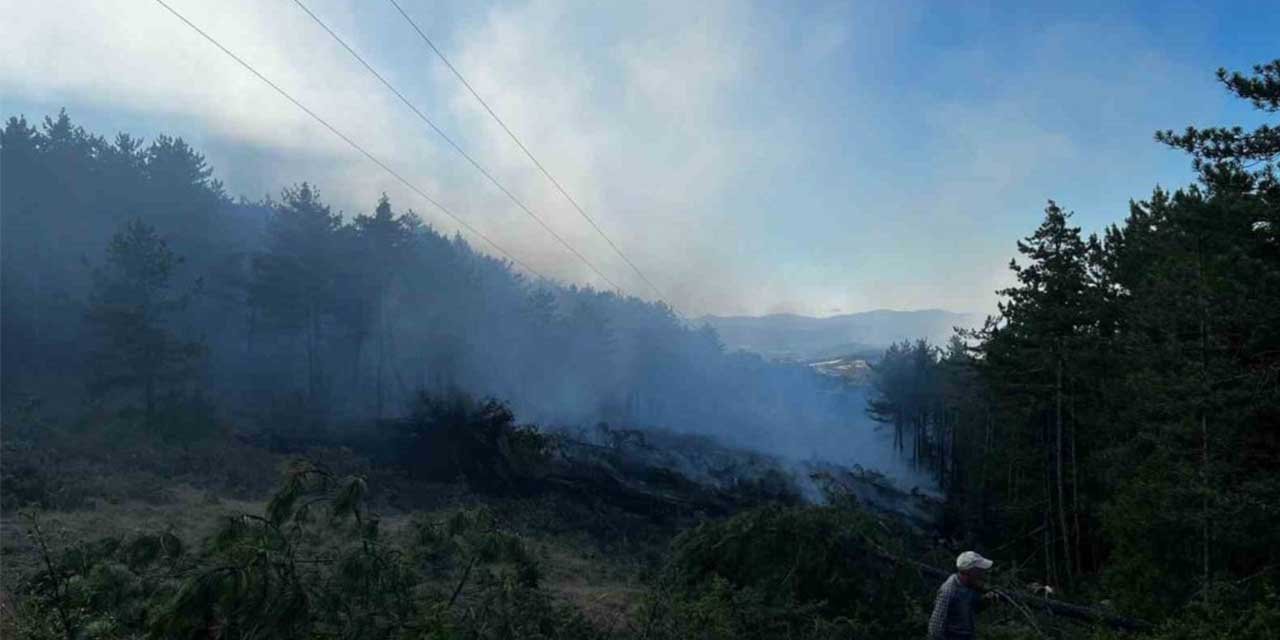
<box><xmin>701</xmin><ymin>309</ymin><xmax>980</xmax><ymax>361</ymax></box>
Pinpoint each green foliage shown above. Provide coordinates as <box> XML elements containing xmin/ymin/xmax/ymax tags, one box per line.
<box><xmin>1081</xmin><ymin>586</ymin><xmax>1280</xmax><ymax>640</ymax></box>
<box><xmin>85</xmin><ymin>218</ymin><xmax>206</xmax><ymax>429</ymax></box>
<box><xmin>152</xmin><ymin>463</ymin><xmax>411</xmax><ymax>639</ymax></box>
<box><xmin>152</xmin><ymin>389</ymin><xmax>226</xmax><ymax>446</ymax></box>
<box><xmin>639</xmin><ymin>505</ymin><xmax>928</xmax><ymax>640</ymax></box>
<box><xmin>1156</xmin><ymin>59</ymin><xmax>1279</xmax><ymax>182</ymax></box>
<box><xmin>2</xmin><ymin>111</ymin><xmax>228</xmax><ymax>413</ymax></box>
<box><xmin>395</xmin><ymin>390</ymin><xmax>551</xmax><ymax>494</ymax></box>
<box><xmin>867</xmin><ymin>338</ymin><xmax>952</xmax><ymax>483</ymax></box>
<box><xmin>13</xmin><ymin>514</ymin><xmax>192</xmax><ymax>640</ymax></box>
<box><xmin>868</xmin><ymin>58</ymin><xmax>1280</xmax><ymax>629</ymax></box>
<box><xmin>10</xmin><ymin>464</ymin><xmax>595</xmax><ymax>640</ymax></box>
<box><xmin>248</xmin><ymin>183</ymin><xmax>348</xmax><ymax>411</ymax></box>
<box><xmin>350</xmin><ymin>194</ymin><xmax>421</xmax><ymax>419</ymax></box>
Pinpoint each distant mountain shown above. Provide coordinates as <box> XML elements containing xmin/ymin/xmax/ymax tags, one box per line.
<box><xmin>700</xmin><ymin>309</ymin><xmax>981</xmax><ymax>361</ymax></box>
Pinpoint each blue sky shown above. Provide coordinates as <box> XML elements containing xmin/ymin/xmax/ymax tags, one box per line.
<box><xmin>2</xmin><ymin>1</ymin><xmax>1276</xmax><ymax>317</ymax></box>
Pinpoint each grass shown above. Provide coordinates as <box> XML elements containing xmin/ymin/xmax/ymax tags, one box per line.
<box><xmin>0</xmin><ymin>433</ymin><xmax>657</xmax><ymax>635</ymax></box>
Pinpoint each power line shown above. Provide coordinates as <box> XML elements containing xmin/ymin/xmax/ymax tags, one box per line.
<box><xmin>291</xmin><ymin>0</ymin><xmax>624</xmax><ymax>294</ymax></box>
<box><xmin>385</xmin><ymin>0</ymin><xmax>672</xmax><ymax>305</ymax></box>
<box><xmin>151</xmin><ymin>0</ymin><xmax>544</xmax><ymax>280</ymax></box>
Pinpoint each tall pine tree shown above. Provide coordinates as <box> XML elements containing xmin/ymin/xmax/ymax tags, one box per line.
<box><xmin>85</xmin><ymin>219</ymin><xmax>204</xmax><ymax>427</ymax></box>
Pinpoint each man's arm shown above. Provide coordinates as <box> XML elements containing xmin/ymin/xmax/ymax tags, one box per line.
<box><xmin>977</xmin><ymin>589</ymin><xmax>998</xmax><ymax>613</ymax></box>
<box><xmin>927</xmin><ymin>584</ymin><xmax>954</xmax><ymax>640</ymax></box>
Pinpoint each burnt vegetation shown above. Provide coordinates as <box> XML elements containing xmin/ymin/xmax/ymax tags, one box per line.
<box><xmin>3</xmin><ymin>59</ymin><xmax>1280</xmax><ymax>639</ymax></box>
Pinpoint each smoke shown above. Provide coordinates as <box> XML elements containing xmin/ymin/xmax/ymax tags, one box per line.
<box><xmin>361</xmin><ymin>269</ymin><xmax>937</xmax><ymax>493</ymax></box>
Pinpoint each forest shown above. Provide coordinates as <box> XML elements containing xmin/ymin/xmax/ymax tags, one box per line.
<box><xmin>1</xmin><ymin>58</ymin><xmax>1278</xmax><ymax>639</ymax></box>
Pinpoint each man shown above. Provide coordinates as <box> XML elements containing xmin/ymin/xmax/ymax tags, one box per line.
<box><xmin>927</xmin><ymin>551</ymin><xmax>996</xmax><ymax>640</ymax></box>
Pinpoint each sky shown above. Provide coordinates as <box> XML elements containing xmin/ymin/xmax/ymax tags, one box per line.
<box><xmin>2</xmin><ymin>0</ymin><xmax>1276</xmax><ymax>318</ymax></box>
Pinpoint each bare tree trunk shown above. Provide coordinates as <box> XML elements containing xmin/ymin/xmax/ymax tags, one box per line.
<box><xmin>982</xmin><ymin>403</ymin><xmax>991</xmax><ymax>479</ymax></box>
<box><xmin>895</xmin><ymin>410</ymin><xmax>904</xmax><ymax>453</ymax></box>
<box><xmin>246</xmin><ymin>306</ymin><xmax>257</xmax><ymax>357</ymax></box>
<box><xmin>1043</xmin><ymin>506</ymin><xmax>1055</xmax><ymax>587</ymax></box>
<box><xmin>308</xmin><ymin>305</ymin><xmax>320</xmax><ymax>407</ymax></box>
<box><xmin>1070</xmin><ymin>399</ymin><xmax>1082</xmax><ymax>575</ymax></box>
<box><xmin>1201</xmin><ymin>413</ymin><xmax>1210</xmax><ymax>601</ymax></box>
<box><xmin>940</xmin><ymin>408</ymin><xmax>950</xmax><ymax>489</ymax></box>
<box><xmin>1056</xmin><ymin>350</ymin><xmax>1073</xmax><ymax>584</ymax></box>
<box><xmin>1196</xmin><ymin>240</ymin><xmax>1212</xmax><ymax>604</ymax></box>
<box><xmin>913</xmin><ymin>414</ymin><xmax>921</xmax><ymax>469</ymax></box>
<box><xmin>1008</xmin><ymin>449</ymin><xmax>1015</xmax><ymax>507</ymax></box>
<box><xmin>980</xmin><ymin>401</ymin><xmax>992</xmax><ymax>525</ymax></box>
<box><xmin>352</xmin><ymin>338</ymin><xmax>364</xmax><ymax>389</ymax></box>
<box><xmin>145</xmin><ymin>375</ymin><xmax>156</xmax><ymax>429</ymax></box>
<box><xmin>376</xmin><ymin>296</ymin><xmax>386</xmax><ymax>420</ymax></box>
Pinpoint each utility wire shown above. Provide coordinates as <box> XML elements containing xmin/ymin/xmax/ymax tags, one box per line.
<box><xmin>385</xmin><ymin>0</ymin><xmax>672</xmax><ymax>305</ymax></box>
<box><xmin>152</xmin><ymin>0</ymin><xmax>546</xmax><ymax>280</ymax></box>
<box><xmin>291</xmin><ymin>0</ymin><xmax>623</xmax><ymax>294</ymax></box>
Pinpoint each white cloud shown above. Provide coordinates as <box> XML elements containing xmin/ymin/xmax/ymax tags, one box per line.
<box><xmin>0</xmin><ymin>1</ymin><xmax>838</xmax><ymax>313</ymax></box>
<box><xmin>0</xmin><ymin>1</ymin><xmax>1233</xmax><ymax>317</ymax></box>
<box><xmin>436</xmin><ymin>0</ymin><xmax>772</xmax><ymax>303</ymax></box>
<box><xmin>3</xmin><ymin>1</ymin><xmax>378</xmax><ymax>154</ymax></box>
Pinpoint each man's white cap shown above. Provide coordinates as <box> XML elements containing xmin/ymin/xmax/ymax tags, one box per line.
<box><xmin>957</xmin><ymin>551</ymin><xmax>994</xmax><ymax>572</ymax></box>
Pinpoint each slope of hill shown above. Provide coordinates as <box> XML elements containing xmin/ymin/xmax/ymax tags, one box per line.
<box><xmin>701</xmin><ymin>309</ymin><xmax>980</xmax><ymax>361</ymax></box>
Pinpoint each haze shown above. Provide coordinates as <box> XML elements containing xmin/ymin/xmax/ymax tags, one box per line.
<box><xmin>6</xmin><ymin>0</ymin><xmax>1273</xmax><ymax>316</ymax></box>
<box><xmin>4</xmin><ymin>2</ymin><xmax>1280</xmax><ymax>637</ymax></box>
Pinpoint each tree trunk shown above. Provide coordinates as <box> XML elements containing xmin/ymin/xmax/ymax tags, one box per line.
<box><xmin>308</xmin><ymin>305</ymin><xmax>320</xmax><ymax>405</ymax></box>
<box><xmin>1196</xmin><ymin>239</ymin><xmax>1211</xmax><ymax>604</ymax></box>
<box><xmin>1056</xmin><ymin>350</ymin><xmax>1073</xmax><ymax>584</ymax></box>
<box><xmin>376</xmin><ymin>294</ymin><xmax>390</xmax><ymax>420</ymax></box>
<box><xmin>1044</xmin><ymin>430</ymin><xmax>1056</xmax><ymax>588</ymax></box>
<box><xmin>979</xmin><ymin>401</ymin><xmax>992</xmax><ymax>533</ymax></box>
<box><xmin>1043</xmin><ymin>508</ymin><xmax>1054</xmax><ymax>587</ymax></box>
<box><xmin>145</xmin><ymin>375</ymin><xmax>156</xmax><ymax>429</ymax></box>
<box><xmin>895</xmin><ymin>410</ymin><xmax>904</xmax><ymax>453</ymax></box>
<box><xmin>246</xmin><ymin>306</ymin><xmax>257</xmax><ymax>357</ymax></box>
<box><xmin>351</xmin><ymin>337</ymin><xmax>364</xmax><ymax>389</ymax></box>
<box><xmin>1200</xmin><ymin>412</ymin><xmax>1210</xmax><ymax>603</ymax></box>
<box><xmin>1070</xmin><ymin>397</ymin><xmax>1082</xmax><ymax>575</ymax></box>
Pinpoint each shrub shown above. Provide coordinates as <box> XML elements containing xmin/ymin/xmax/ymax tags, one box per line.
<box><xmin>639</xmin><ymin>504</ymin><xmax>928</xmax><ymax>639</ymax></box>
<box><xmin>393</xmin><ymin>390</ymin><xmax>550</xmax><ymax>494</ymax></box>
<box><xmin>9</xmin><ymin>462</ymin><xmax>596</xmax><ymax>640</ymax></box>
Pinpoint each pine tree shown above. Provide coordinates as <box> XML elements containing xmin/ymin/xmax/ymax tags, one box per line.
<box><xmin>976</xmin><ymin>201</ymin><xmax>1100</xmax><ymax>586</ymax></box>
<box><xmin>249</xmin><ymin>183</ymin><xmax>345</xmax><ymax>409</ymax></box>
<box><xmin>1100</xmin><ymin>171</ymin><xmax>1280</xmax><ymax>613</ymax></box>
<box><xmin>349</xmin><ymin>195</ymin><xmax>416</xmax><ymax>418</ymax></box>
<box><xmin>1156</xmin><ymin>59</ymin><xmax>1280</xmax><ymax>185</ymax></box>
<box><xmin>85</xmin><ymin>219</ymin><xmax>204</xmax><ymax>427</ymax></box>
